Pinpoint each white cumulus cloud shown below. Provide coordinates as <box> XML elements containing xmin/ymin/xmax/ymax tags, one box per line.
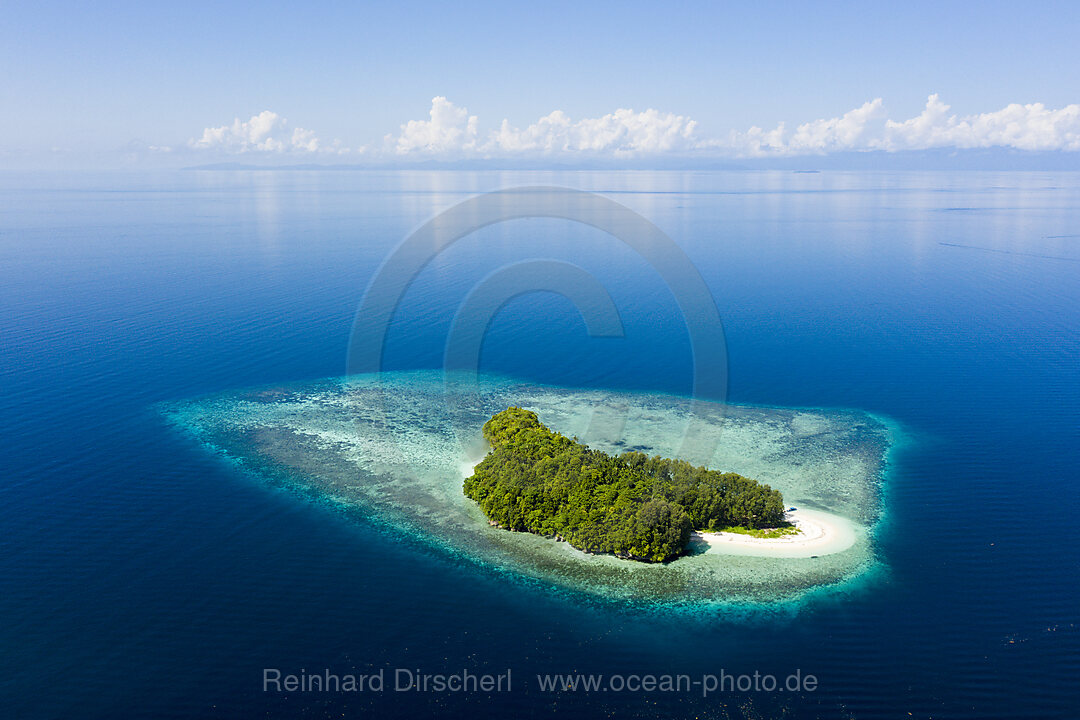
<box><xmin>723</xmin><ymin>95</ymin><xmax>1080</xmax><ymax>156</ymax></box>
<box><xmin>487</xmin><ymin>107</ymin><xmax>699</xmax><ymax>157</ymax></box>
<box><xmin>392</xmin><ymin>97</ymin><xmax>480</xmax><ymax>154</ymax></box>
<box><xmin>187</xmin><ymin>95</ymin><xmax>1080</xmax><ymax>162</ymax></box>
<box><xmin>787</xmin><ymin>99</ymin><xmax>887</xmax><ymax>153</ymax></box>
<box><xmin>190</xmin><ymin>111</ymin><xmax>354</xmax><ymax>154</ymax></box>
<box><xmin>723</xmin><ymin>99</ymin><xmax>888</xmax><ymax>157</ymax></box>
<box><xmin>882</xmin><ymin>94</ymin><xmax>1080</xmax><ymax>152</ymax></box>
<box><xmin>388</xmin><ymin>98</ymin><xmax>700</xmax><ymax>158</ymax></box>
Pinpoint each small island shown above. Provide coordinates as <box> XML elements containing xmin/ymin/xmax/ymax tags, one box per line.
<box><xmin>167</xmin><ymin>371</ymin><xmax>887</xmax><ymax>603</ymax></box>
<box><xmin>464</xmin><ymin>407</ymin><xmax>788</xmax><ymax>562</ymax></box>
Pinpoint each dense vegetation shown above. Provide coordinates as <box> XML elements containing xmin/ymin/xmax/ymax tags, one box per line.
<box><xmin>463</xmin><ymin>407</ymin><xmax>786</xmax><ymax>562</ymax></box>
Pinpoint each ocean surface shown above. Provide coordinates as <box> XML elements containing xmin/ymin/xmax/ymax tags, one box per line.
<box><xmin>1</xmin><ymin>169</ymin><xmax>1078</xmax><ymax>719</ymax></box>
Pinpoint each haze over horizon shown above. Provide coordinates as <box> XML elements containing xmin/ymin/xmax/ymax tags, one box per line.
<box><xmin>3</xmin><ymin>1</ymin><xmax>1079</xmax><ymax>169</ymax></box>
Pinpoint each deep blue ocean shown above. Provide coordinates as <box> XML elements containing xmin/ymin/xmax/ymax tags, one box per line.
<box><xmin>1</xmin><ymin>170</ymin><xmax>1078</xmax><ymax>719</ymax></box>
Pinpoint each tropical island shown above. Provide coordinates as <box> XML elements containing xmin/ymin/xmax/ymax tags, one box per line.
<box><xmin>463</xmin><ymin>407</ymin><xmax>789</xmax><ymax>562</ymax></box>
<box><xmin>166</xmin><ymin>371</ymin><xmax>887</xmax><ymax>603</ymax></box>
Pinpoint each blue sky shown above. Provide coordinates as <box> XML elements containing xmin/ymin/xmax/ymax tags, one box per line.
<box><xmin>3</xmin><ymin>1</ymin><xmax>1079</xmax><ymax>167</ymax></box>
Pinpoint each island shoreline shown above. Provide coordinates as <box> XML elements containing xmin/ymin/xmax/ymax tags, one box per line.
<box><xmin>692</xmin><ymin>508</ymin><xmax>858</xmax><ymax>558</ymax></box>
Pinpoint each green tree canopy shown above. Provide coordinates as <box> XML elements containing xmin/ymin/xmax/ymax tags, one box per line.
<box><xmin>463</xmin><ymin>407</ymin><xmax>785</xmax><ymax>562</ymax></box>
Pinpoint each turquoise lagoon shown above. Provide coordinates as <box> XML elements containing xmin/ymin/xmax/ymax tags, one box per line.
<box><xmin>164</xmin><ymin>371</ymin><xmax>896</xmax><ymax>608</ymax></box>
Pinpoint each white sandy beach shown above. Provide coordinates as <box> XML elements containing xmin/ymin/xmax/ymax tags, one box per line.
<box><xmin>460</xmin><ymin>459</ymin><xmax>483</xmax><ymax>479</ymax></box>
<box><xmin>692</xmin><ymin>508</ymin><xmax>858</xmax><ymax>558</ymax></box>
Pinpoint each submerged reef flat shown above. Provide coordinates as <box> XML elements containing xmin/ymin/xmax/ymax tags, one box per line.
<box><xmin>162</xmin><ymin>371</ymin><xmax>895</xmax><ymax>608</ymax></box>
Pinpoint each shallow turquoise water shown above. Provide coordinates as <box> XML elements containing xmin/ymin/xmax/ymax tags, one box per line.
<box><xmin>164</xmin><ymin>371</ymin><xmax>896</xmax><ymax>608</ymax></box>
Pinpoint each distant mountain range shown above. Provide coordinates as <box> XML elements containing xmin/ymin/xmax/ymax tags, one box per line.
<box><xmin>184</xmin><ymin>149</ymin><xmax>1080</xmax><ymax>172</ymax></box>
